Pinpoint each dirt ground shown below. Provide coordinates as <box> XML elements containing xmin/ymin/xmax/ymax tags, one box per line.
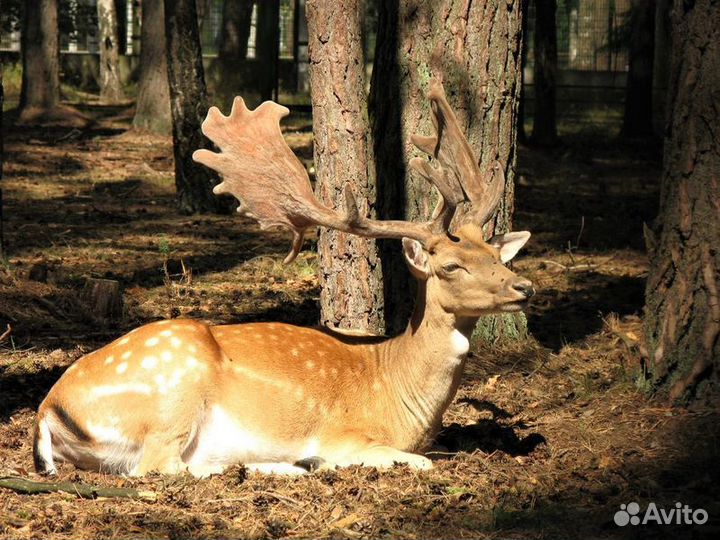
<box><xmin>1</xmin><ymin>101</ymin><xmax>718</xmax><ymax>540</ymax></box>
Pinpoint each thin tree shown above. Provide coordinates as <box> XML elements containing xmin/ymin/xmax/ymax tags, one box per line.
<box><xmin>133</xmin><ymin>0</ymin><xmax>171</xmax><ymax>134</ymax></box>
<box><xmin>0</xmin><ymin>57</ymin><xmax>5</xmax><ymax>259</ymax></box>
<box><xmin>256</xmin><ymin>0</ymin><xmax>279</xmax><ymax>101</ymax></box>
<box><xmin>371</xmin><ymin>0</ymin><xmax>526</xmax><ymax>338</ymax></box>
<box><xmin>213</xmin><ymin>0</ymin><xmax>255</xmax><ymax>102</ymax></box>
<box><xmin>531</xmin><ymin>0</ymin><xmax>559</xmax><ymax>146</ymax></box>
<box><xmin>622</xmin><ymin>0</ymin><xmax>656</xmax><ymax>138</ymax></box>
<box><xmin>97</xmin><ymin>0</ymin><xmax>125</xmax><ymax>102</ymax></box>
<box><xmin>164</xmin><ymin>0</ymin><xmax>223</xmax><ymax>213</ymax></box>
<box><xmin>643</xmin><ymin>0</ymin><xmax>719</xmax><ymax>401</ymax></box>
<box><xmin>306</xmin><ymin>0</ymin><xmax>384</xmax><ymax>332</ymax></box>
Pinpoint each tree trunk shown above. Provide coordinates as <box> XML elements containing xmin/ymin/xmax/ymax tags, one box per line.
<box><xmin>371</xmin><ymin>0</ymin><xmax>526</xmax><ymax>338</ymax></box>
<box><xmin>306</xmin><ymin>0</ymin><xmax>384</xmax><ymax>333</ymax></box>
<box><xmin>256</xmin><ymin>0</ymin><xmax>279</xmax><ymax>101</ymax></box>
<box><xmin>643</xmin><ymin>0</ymin><xmax>719</xmax><ymax>401</ymax></box>
<box><xmin>164</xmin><ymin>0</ymin><xmax>224</xmax><ymax>213</ymax></box>
<box><xmin>133</xmin><ymin>0</ymin><xmax>172</xmax><ymax>134</ymax></box>
<box><xmin>622</xmin><ymin>0</ymin><xmax>656</xmax><ymax>138</ymax></box>
<box><xmin>0</xmin><ymin>59</ymin><xmax>4</xmax><ymax>259</ymax></box>
<box><xmin>19</xmin><ymin>0</ymin><xmax>60</xmax><ymax>116</ymax></box>
<box><xmin>652</xmin><ymin>0</ymin><xmax>672</xmax><ymax>136</ymax></box>
<box><xmin>531</xmin><ymin>0</ymin><xmax>559</xmax><ymax>147</ymax></box>
<box><xmin>219</xmin><ymin>0</ymin><xmax>254</xmax><ymax>62</ymax></box>
<box><xmin>97</xmin><ymin>0</ymin><xmax>126</xmax><ymax>102</ymax></box>
<box><xmin>517</xmin><ymin>0</ymin><xmax>530</xmax><ymax>145</ymax></box>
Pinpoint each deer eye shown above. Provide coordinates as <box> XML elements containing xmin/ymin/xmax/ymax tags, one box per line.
<box><xmin>442</xmin><ymin>262</ymin><xmax>461</xmax><ymax>274</ymax></box>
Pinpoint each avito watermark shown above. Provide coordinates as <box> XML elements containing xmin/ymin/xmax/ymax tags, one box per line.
<box><xmin>614</xmin><ymin>502</ymin><xmax>708</xmax><ymax>526</ymax></box>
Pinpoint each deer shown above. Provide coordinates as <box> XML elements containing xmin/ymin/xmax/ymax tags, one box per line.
<box><xmin>33</xmin><ymin>79</ymin><xmax>534</xmax><ymax>477</ymax></box>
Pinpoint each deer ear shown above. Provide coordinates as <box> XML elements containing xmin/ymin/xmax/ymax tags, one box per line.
<box><xmin>488</xmin><ymin>231</ymin><xmax>531</xmax><ymax>263</ymax></box>
<box><xmin>402</xmin><ymin>238</ymin><xmax>430</xmax><ymax>280</ymax></box>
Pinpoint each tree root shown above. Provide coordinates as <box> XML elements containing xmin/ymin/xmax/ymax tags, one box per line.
<box><xmin>0</xmin><ymin>477</ymin><xmax>157</xmax><ymax>501</ymax></box>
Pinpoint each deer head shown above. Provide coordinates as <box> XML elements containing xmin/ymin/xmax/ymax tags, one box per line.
<box><xmin>193</xmin><ymin>78</ymin><xmax>534</xmax><ymax>316</ymax></box>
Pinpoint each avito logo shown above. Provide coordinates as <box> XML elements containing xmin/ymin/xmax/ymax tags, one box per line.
<box><xmin>614</xmin><ymin>502</ymin><xmax>708</xmax><ymax>526</ymax></box>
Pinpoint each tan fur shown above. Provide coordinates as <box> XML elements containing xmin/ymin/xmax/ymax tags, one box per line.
<box><xmin>35</xmin><ymin>225</ymin><xmax>533</xmax><ymax>476</ymax></box>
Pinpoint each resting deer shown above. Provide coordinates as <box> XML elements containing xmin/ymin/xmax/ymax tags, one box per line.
<box><xmin>34</xmin><ymin>79</ymin><xmax>534</xmax><ymax>477</ymax></box>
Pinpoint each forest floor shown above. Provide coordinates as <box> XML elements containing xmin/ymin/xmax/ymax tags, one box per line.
<box><xmin>1</xmin><ymin>100</ymin><xmax>719</xmax><ymax>540</ymax></box>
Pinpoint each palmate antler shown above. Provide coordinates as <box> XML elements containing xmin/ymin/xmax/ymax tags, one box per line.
<box><xmin>192</xmin><ymin>78</ymin><xmax>503</xmax><ymax>263</ymax></box>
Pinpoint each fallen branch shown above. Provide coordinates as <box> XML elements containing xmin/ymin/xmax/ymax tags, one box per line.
<box><xmin>0</xmin><ymin>477</ymin><xmax>156</xmax><ymax>501</ymax></box>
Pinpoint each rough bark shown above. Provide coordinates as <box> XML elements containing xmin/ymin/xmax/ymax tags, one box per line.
<box><xmin>517</xmin><ymin>0</ymin><xmax>529</xmax><ymax>144</ymax></box>
<box><xmin>19</xmin><ymin>0</ymin><xmax>60</xmax><ymax>115</ymax></box>
<box><xmin>371</xmin><ymin>0</ymin><xmax>526</xmax><ymax>338</ymax></box>
<box><xmin>622</xmin><ymin>0</ymin><xmax>656</xmax><ymax>138</ymax></box>
<box><xmin>97</xmin><ymin>0</ymin><xmax>126</xmax><ymax>102</ymax></box>
<box><xmin>306</xmin><ymin>0</ymin><xmax>384</xmax><ymax>333</ymax></box>
<box><xmin>531</xmin><ymin>0</ymin><xmax>558</xmax><ymax>147</ymax></box>
<box><xmin>82</xmin><ymin>278</ymin><xmax>123</xmax><ymax>323</ymax></box>
<box><xmin>133</xmin><ymin>0</ymin><xmax>172</xmax><ymax>134</ymax></box>
<box><xmin>643</xmin><ymin>0</ymin><xmax>720</xmax><ymax>401</ymax></box>
<box><xmin>164</xmin><ymin>0</ymin><xmax>224</xmax><ymax>213</ymax></box>
<box><xmin>0</xmin><ymin>59</ymin><xmax>4</xmax><ymax>259</ymax></box>
<box><xmin>256</xmin><ymin>0</ymin><xmax>279</xmax><ymax>101</ymax></box>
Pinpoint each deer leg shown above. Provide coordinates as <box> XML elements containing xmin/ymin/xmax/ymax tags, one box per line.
<box><xmin>343</xmin><ymin>446</ymin><xmax>433</xmax><ymax>470</ymax></box>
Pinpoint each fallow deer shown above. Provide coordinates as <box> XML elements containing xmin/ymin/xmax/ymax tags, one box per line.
<box><xmin>34</xmin><ymin>79</ymin><xmax>534</xmax><ymax>477</ymax></box>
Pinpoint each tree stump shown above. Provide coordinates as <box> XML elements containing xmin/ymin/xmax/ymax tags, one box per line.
<box><xmin>82</xmin><ymin>278</ymin><xmax>123</xmax><ymax>322</ymax></box>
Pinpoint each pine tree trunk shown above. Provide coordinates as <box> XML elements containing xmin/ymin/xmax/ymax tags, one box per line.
<box><xmin>306</xmin><ymin>0</ymin><xmax>384</xmax><ymax>333</ymax></box>
<box><xmin>643</xmin><ymin>0</ymin><xmax>720</xmax><ymax>401</ymax></box>
<box><xmin>622</xmin><ymin>0</ymin><xmax>656</xmax><ymax>138</ymax></box>
<box><xmin>0</xmin><ymin>59</ymin><xmax>4</xmax><ymax>259</ymax></box>
<box><xmin>133</xmin><ymin>0</ymin><xmax>172</xmax><ymax>134</ymax></box>
<box><xmin>256</xmin><ymin>0</ymin><xmax>279</xmax><ymax>101</ymax></box>
<box><xmin>531</xmin><ymin>0</ymin><xmax>559</xmax><ymax>147</ymax></box>
<box><xmin>652</xmin><ymin>0</ymin><xmax>672</xmax><ymax>136</ymax></box>
<box><xmin>19</xmin><ymin>0</ymin><xmax>60</xmax><ymax>113</ymax></box>
<box><xmin>219</xmin><ymin>0</ymin><xmax>254</xmax><ymax>62</ymax></box>
<box><xmin>97</xmin><ymin>0</ymin><xmax>126</xmax><ymax>103</ymax></box>
<box><xmin>164</xmin><ymin>0</ymin><xmax>223</xmax><ymax>213</ymax></box>
<box><xmin>371</xmin><ymin>0</ymin><xmax>526</xmax><ymax>338</ymax></box>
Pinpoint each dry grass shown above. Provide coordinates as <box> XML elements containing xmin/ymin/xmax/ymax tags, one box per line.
<box><xmin>1</xmin><ymin>104</ymin><xmax>718</xmax><ymax>539</ymax></box>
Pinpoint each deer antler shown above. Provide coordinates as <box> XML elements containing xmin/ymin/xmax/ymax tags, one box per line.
<box><xmin>410</xmin><ymin>78</ymin><xmax>505</xmax><ymax>230</ymax></box>
<box><xmin>193</xmin><ymin>97</ymin><xmax>433</xmax><ymax>263</ymax></box>
<box><xmin>193</xmin><ymin>80</ymin><xmax>504</xmax><ymax>262</ymax></box>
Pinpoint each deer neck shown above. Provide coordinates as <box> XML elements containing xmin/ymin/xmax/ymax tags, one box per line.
<box><xmin>375</xmin><ymin>282</ymin><xmax>478</xmax><ymax>450</ymax></box>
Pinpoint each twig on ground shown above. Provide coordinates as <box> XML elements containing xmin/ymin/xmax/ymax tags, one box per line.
<box><xmin>0</xmin><ymin>476</ymin><xmax>157</xmax><ymax>500</ymax></box>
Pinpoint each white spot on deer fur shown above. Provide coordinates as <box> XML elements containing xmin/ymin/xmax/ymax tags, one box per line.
<box><xmin>170</xmin><ymin>337</ymin><xmax>182</xmax><ymax>348</ymax></box>
<box><xmin>145</xmin><ymin>337</ymin><xmax>159</xmax><ymax>347</ymax></box>
<box><xmin>331</xmin><ymin>367</ymin><xmax>338</xmax><ymax>376</ymax></box>
<box><xmin>154</xmin><ymin>374</ymin><xmax>168</xmax><ymax>394</ymax></box>
<box><xmin>372</xmin><ymin>381</ymin><xmax>382</xmax><ymax>392</ymax></box>
<box><xmin>319</xmin><ymin>368</ymin><xmax>326</xmax><ymax>378</ymax></box>
<box><xmin>269</xmin><ymin>335</ymin><xmax>278</xmax><ymax>341</ymax></box>
<box><xmin>189</xmin><ymin>345</ymin><xmax>197</xmax><ymax>353</ymax></box>
<box><xmin>294</xmin><ymin>388</ymin><xmax>304</xmax><ymax>399</ymax></box>
<box><xmin>121</xmin><ymin>351</ymin><xmax>132</xmax><ymax>360</ymax></box>
<box><xmin>291</xmin><ymin>348</ymin><xmax>299</xmax><ymax>357</ymax></box>
<box><xmin>160</xmin><ymin>330</ymin><xmax>173</xmax><ymax>337</ymax></box>
<box><xmin>305</xmin><ymin>360</ymin><xmax>315</xmax><ymax>369</ymax></box>
<box><xmin>186</xmin><ymin>357</ymin><xmax>199</xmax><ymax>368</ymax></box>
<box><xmin>141</xmin><ymin>356</ymin><xmax>158</xmax><ymax>369</ymax></box>
<box><xmin>104</xmin><ymin>355</ymin><xmax>115</xmax><ymax>365</ymax></box>
<box><xmin>92</xmin><ymin>383</ymin><xmax>152</xmax><ymax>397</ymax></box>
<box><xmin>118</xmin><ymin>337</ymin><xmax>130</xmax><ymax>345</ymax></box>
<box><xmin>161</xmin><ymin>351</ymin><xmax>173</xmax><ymax>363</ymax></box>
<box><xmin>232</xmin><ymin>364</ymin><xmax>290</xmax><ymax>390</ymax></box>
<box><xmin>87</xmin><ymin>421</ymin><xmax>126</xmax><ymax>443</ymax></box>
<box><xmin>116</xmin><ymin>362</ymin><xmax>128</xmax><ymax>374</ymax></box>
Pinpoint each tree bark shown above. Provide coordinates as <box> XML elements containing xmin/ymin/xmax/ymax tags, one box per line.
<box><xmin>19</xmin><ymin>0</ymin><xmax>60</xmax><ymax>115</ymax></box>
<box><xmin>133</xmin><ymin>0</ymin><xmax>172</xmax><ymax>134</ymax></box>
<box><xmin>97</xmin><ymin>0</ymin><xmax>126</xmax><ymax>102</ymax></box>
<box><xmin>0</xmin><ymin>59</ymin><xmax>4</xmax><ymax>259</ymax></box>
<box><xmin>164</xmin><ymin>0</ymin><xmax>224</xmax><ymax>213</ymax></box>
<box><xmin>531</xmin><ymin>0</ymin><xmax>559</xmax><ymax>147</ymax></box>
<box><xmin>371</xmin><ymin>0</ymin><xmax>526</xmax><ymax>338</ymax></box>
<box><xmin>622</xmin><ymin>0</ymin><xmax>656</xmax><ymax>138</ymax></box>
<box><xmin>652</xmin><ymin>0</ymin><xmax>672</xmax><ymax>136</ymax></box>
<box><xmin>256</xmin><ymin>0</ymin><xmax>279</xmax><ymax>101</ymax></box>
<box><xmin>219</xmin><ymin>0</ymin><xmax>254</xmax><ymax>62</ymax></box>
<box><xmin>643</xmin><ymin>0</ymin><xmax>720</xmax><ymax>401</ymax></box>
<box><xmin>306</xmin><ymin>0</ymin><xmax>384</xmax><ymax>333</ymax></box>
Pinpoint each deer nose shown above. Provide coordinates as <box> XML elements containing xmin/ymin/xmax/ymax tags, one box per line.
<box><xmin>512</xmin><ymin>279</ymin><xmax>535</xmax><ymax>299</ymax></box>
